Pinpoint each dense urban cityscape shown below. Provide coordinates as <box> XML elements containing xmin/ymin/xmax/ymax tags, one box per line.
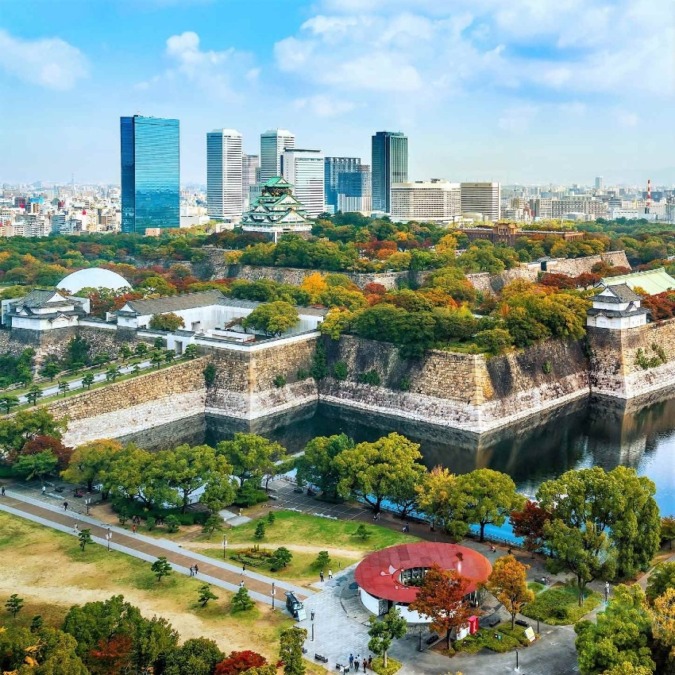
<box><xmin>1</xmin><ymin>1</ymin><xmax>674</xmax><ymax>675</ymax></box>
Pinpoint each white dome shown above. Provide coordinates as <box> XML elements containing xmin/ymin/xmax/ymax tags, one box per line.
<box><xmin>58</xmin><ymin>268</ymin><xmax>132</xmax><ymax>294</ymax></box>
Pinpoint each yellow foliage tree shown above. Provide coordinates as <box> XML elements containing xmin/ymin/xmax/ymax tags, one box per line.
<box><xmin>652</xmin><ymin>587</ymin><xmax>675</xmax><ymax>664</ymax></box>
<box><xmin>300</xmin><ymin>272</ymin><xmax>328</xmax><ymax>302</ymax></box>
<box><xmin>485</xmin><ymin>555</ymin><xmax>535</xmax><ymax>629</ymax></box>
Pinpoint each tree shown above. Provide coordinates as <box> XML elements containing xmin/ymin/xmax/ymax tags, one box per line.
<box><xmin>354</xmin><ymin>524</ymin><xmax>370</xmax><ymax>540</ymax></box>
<box><xmin>151</xmin><ymin>557</ymin><xmax>172</xmax><ymax>582</ymax></box>
<box><xmin>203</xmin><ymin>362</ymin><xmax>217</xmax><ymax>386</ymax></box>
<box><xmin>26</xmin><ymin>384</ymin><xmax>43</xmax><ymax>406</ymax></box>
<box><xmin>409</xmin><ymin>564</ymin><xmax>471</xmax><ymax>649</ymax></box>
<box><xmin>0</xmin><ymin>394</ymin><xmax>19</xmax><ymax>415</ymax></box>
<box><xmin>198</xmin><ymin>584</ymin><xmax>219</xmax><ymax>608</ymax></box>
<box><xmin>166</xmin><ymin>638</ymin><xmax>224</xmax><ymax>675</ymax></box>
<box><xmin>279</xmin><ymin>627</ymin><xmax>307</xmax><ymax>675</ymax></box>
<box><xmin>510</xmin><ymin>500</ymin><xmax>551</xmax><ymax>555</ymax></box>
<box><xmin>231</xmin><ymin>586</ymin><xmax>254</xmax><ymax>613</ymax></box>
<box><xmin>217</xmin><ymin>433</ymin><xmax>286</xmax><ymax>487</ymax></box>
<box><xmin>474</xmin><ymin>328</ymin><xmax>514</xmax><ymax>355</ymax></box>
<box><xmin>164</xmin><ymin>349</ymin><xmax>176</xmax><ymax>364</ymax></box>
<box><xmin>314</xmin><ymin>551</ymin><xmax>331</xmax><ymax>569</ymax></box>
<box><xmin>58</xmin><ymin>379</ymin><xmax>70</xmax><ymax>396</ymax></box>
<box><xmin>254</xmin><ymin>521</ymin><xmax>266</xmax><ymax>540</ymax></box>
<box><xmin>5</xmin><ymin>593</ymin><xmax>24</xmax><ymax>618</ymax></box>
<box><xmin>135</xmin><ymin>342</ymin><xmax>149</xmax><ymax>357</ymax></box>
<box><xmin>575</xmin><ymin>584</ymin><xmax>655</xmax><ymax>675</ymax></box>
<box><xmin>82</xmin><ymin>372</ymin><xmax>95</xmax><ymax>389</ymax></box>
<box><xmin>486</xmin><ymin>555</ymin><xmax>534</xmax><ymax>629</ymax></box>
<box><xmin>336</xmin><ymin>432</ymin><xmax>427</xmax><ymax>513</ymax></box>
<box><xmin>242</xmin><ymin>301</ymin><xmax>299</xmax><ymax>337</ymax></box>
<box><xmin>416</xmin><ymin>466</ymin><xmax>468</xmax><ymax>540</ymax></box>
<box><xmin>150</xmin><ymin>350</ymin><xmax>164</xmax><ymax>368</ymax></box>
<box><xmin>42</xmin><ymin>360</ymin><xmax>62</xmax><ymax>381</ymax></box>
<box><xmin>651</xmin><ymin>588</ymin><xmax>675</xmax><ymax>667</ymax></box>
<box><xmin>270</xmin><ymin>547</ymin><xmax>292</xmax><ymax>570</ymax></box>
<box><xmin>0</xmin><ymin>408</ymin><xmax>65</xmax><ymax>454</ymax></box>
<box><xmin>106</xmin><ymin>366</ymin><xmax>121</xmax><ymax>382</ymax></box>
<box><xmin>456</xmin><ymin>469</ymin><xmax>523</xmax><ymax>542</ymax></box>
<box><xmin>203</xmin><ymin>513</ymin><xmax>224</xmax><ymax>536</ymax></box>
<box><xmin>296</xmin><ymin>433</ymin><xmax>353</xmax><ymax>502</ymax></box>
<box><xmin>78</xmin><ymin>528</ymin><xmax>93</xmax><ymax>552</ymax></box>
<box><xmin>661</xmin><ymin>516</ymin><xmax>675</xmax><ymax>550</ymax></box>
<box><xmin>119</xmin><ymin>344</ymin><xmax>133</xmax><ymax>362</ymax></box>
<box><xmin>215</xmin><ymin>650</ymin><xmax>267</xmax><ymax>675</ymax></box>
<box><xmin>61</xmin><ymin>439</ymin><xmax>123</xmax><ymax>492</ymax></box>
<box><xmin>13</xmin><ymin>450</ymin><xmax>58</xmax><ymax>481</ymax></box>
<box><xmin>184</xmin><ymin>344</ymin><xmax>198</xmax><ymax>360</ymax></box>
<box><xmin>646</xmin><ymin>562</ymin><xmax>675</xmax><ymax>603</ymax></box>
<box><xmin>367</xmin><ymin>606</ymin><xmax>407</xmax><ymax>668</ymax></box>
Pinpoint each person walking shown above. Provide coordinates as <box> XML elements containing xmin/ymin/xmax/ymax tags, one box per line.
<box><xmin>242</xmin><ymin>562</ymin><xmax>247</xmax><ymax>574</ymax></box>
<box><xmin>189</xmin><ymin>566</ymin><xmax>194</xmax><ymax>577</ymax></box>
<box><xmin>1</xmin><ymin>486</ymin><xmax>5</xmax><ymax>496</ymax></box>
<box><xmin>328</xmin><ymin>569</ymin><xmax>333</xmax><ymax>580</ymax></box>
<box><xmin>132</xmin><ymin>523</ymin><xmax>137</xmax><ymax>534</ymax></box>
<box><xmin>348</xmin><ymin>654</ymin><xmax>354</xmax><ymax>670</ymax></box>
<box><xmin>41</xmin><ymin>485</ymin><xmax>46</xmax><ymax>495</ymax></box>
<box><xmin>367</xmin><ymin>656</ymin><xmax>372</xmax><ymax>670</ymax></box>
<box><xmin>73</xmin><ymin>524</ymin><xmax>79</xmax><ymax>535</ymax></box>
<box><xmin>63</xmin><ymin>501</ymin><xmax>68</xmax><ymax>511</ymax></box>
<box><xmin>320</xmin><ymin>571</ymin><xmax>324</xmax><ymax>582</ymax></box>
<box><xmin>362</xmin><ymin>658</ymin><xmax>367</xmax><ymax>672</ymax></box>
<box><xmin>194</xmin><ymin>564</ymin><xmax>199</xmax><ymax>575</ymax></box>
<box><xmin>239</xmin><ymin>580</ymin><xmax>245</xmax><ymax>588</ymax></box>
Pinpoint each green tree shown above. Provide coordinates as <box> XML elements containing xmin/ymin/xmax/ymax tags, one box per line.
<box><xmin>416</xmin><ymin>466</ymin><xmax>468</xmax><ymax>540</ymax></box>
<box><xmin>78</xmin><ymin>528</ymin><xmax>93</xmax><ymax>552</ymax></box>
<box><xmin>314</xmin><ymin>551</ymin><xmax>331</xmax><ymax>569</ymax></box>
<box><xmin>310</xmin><ymin>341</ymin><xmax>328</xmax><ymax>380</ymax></box>
<box><xmin>646</xmin><ymin>562</ymin><xmax>675</xmax><ymax>604</ymax></box>
<box><xmin>474</xmin><ymin>327</ymin><xmax>514</xmax><ymax>355</ymax></box>
<box><xmin>58</xmin><ymin>379</ymin><xmax>70</xmax><ymax>396</ymax></box>
<box><xmin>203</xmin><ymin>513</ymin><xmax>224</xmax><ymax>536</ymax></box>
<box><xmin>203</xmin><ymin>362</ymin><xmax>217</xmax><ymax>386</ymax></box>
<box><xmin>279</xmin><ymin>627</ymin><xmax>307</xmax><ymax>675</ymax></box>
<box><xmin>106</xmin><ymin>365</ymin><xmax>121</xmax><ymax>382</ymax></box>
<box><xmin>42</xmin><ymin>360</ymin><xmax>62</xmax><ymax>381</ymax></box>
<box><xmin>150</xmin><ymin>350</ymin><xmax>164</xmax><ymax>369</ymax></box>
<box><xmin>61</xmin><ymin>439</ymin><xmax>123</xmax><ymax>492</ymax></box>
<box><xmin>367</xmin><ymin>607</ymin><xmax>407</xmax><ymax>668</ymax></box>
<box><xmin>26</xmin><ymin>384</ymin><xmax>43</xmax><ymax>406</ymax></box>
<box><xmin>0</xmin><ymin>408</ymin><xmax>65</xmax><ymax>452</ymax></box>
<box><xmin>354</xmin><ymin>524</ymin><xmax>370</xmax><ymax>540</ymax></box>
<box><xmin>135</xmin><ymin>342</ymin><xmax>149</xmax><ymax>357</ymax></box>
<box><xmin>575</xmin><ymin>585</ymin><xmax>655</xmax><ymax>675</ymax></box>
<box><xmin>151</xmin><ymin>557</ymin><xmax>173</xmax><ymax>582</ymax></box>
<box><xmin>165</xmin><ymin>637</ymin><xmax>223</xmax><ymax>675</ymax></box>
<box><xmin>82</xmin><ymin>373</ymin><xmax>95</xmax><ymax>389</ymax></box>
<box><xmin>217</xmin><ymin>433</ymin><xmax>286</xmax><ymax>487</ymax></box>
<box><xmin>270</xmin><ymin>547</ymin><xmax>293</xmax><ymax>570</ymax></box>
<box><xmin>184</xmin><ymin>344</ymin><xmax>198</xmax><ymax>360</ymax></box>
<box><xmin>197</xmin><ymin>584</ymin><xmax>219</xmax><ymax>608</ymax></box>
<box><xmin>296</xmin><ymin>433</ymin><xmax>353</xmax><ymax>502</ymax></box>
<box><xmin>5</xmin><ymin>593</ymin><xmax>24</xmax><ymax>618</ymax></box>
<box><xmin>13</xmin><ymin>450</ymin><xmax>58</xmax><ymax>481</ymax></box>
<box><xmin>455</xmin><ymin>469</ymin><xmax>523</xmax><ymax>542</ymax></box>
<box><xmin>231</xmin><ymin>586</ymin><xmax>254</xmax><ymax>613</ymax></box>
<box><xmin>254</xmin><ymin>521</ymin><xmax>266</xmax><ymax>540</ymax></box>
<box><xmin>661</xmin><ymin>516</ymin><xmax>675</xmax><ymax>550</ymax></box>
<box><xmin>119</xmin><ymin>344</ymin><xmax>133</xmax><ymax>362</ymax></box>
<box><xmin>164</xmin><ymin>349</ymin><xmax>176</xmax><ymax>364</ymax></box>
<box><xmin>0</xmin><ymin>394</ymin><xmax>19</xmax><ymax>415</ymax></box>
<box><xmin>242</xmin><ymin>301</ymin><xmax>299</xmax><ymax>337</ymax></box>
<box><xmin>336</xmin><ymin>432</ymin><xmax>427</xmax><ymax>513</ymax></box>
<box><xmin>139</xmin><ymin>275</ymin><xmax>177</xmax><ymax>296</ymax></box>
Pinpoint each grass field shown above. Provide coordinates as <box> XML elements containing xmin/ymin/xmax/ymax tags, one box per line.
<box><xmin>454</xmin><ymin>622</ymin><xmax>531</xmax><ymax>654</ymax></box>
<box><xmin>521</xmin><ymin>584</ymin><xmax>602</xmax><ymax>625</ymax></box>
<box><xmin>0</xmin><ymin>511</ymin><xmax>296</xmax><ymax>661</ymax></box>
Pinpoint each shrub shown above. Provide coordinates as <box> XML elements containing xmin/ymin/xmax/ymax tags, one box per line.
<box><xmin>296</xmin><ymin>368</ymin><xmax>310</xmax><ymax>380</ymax></box>
<box><xmin>314</xmin><ymin>550</ymin><xmax>331</xmax><ymax>569</ymax></box>
<box><xmin>234</xmin><ymin>481</ymin><xmax>268</xmax><ymax>507</ymax></box>
<box><xmin>146</xmin><ymin>516</ymin><xmax>156</xmax><ymax>531</ymax></box>
<box><xmin>230</xmin><ymin>587</ymin><xmax>254</xmax><ymax>613</ymax></box>
<box><xmin>542</xmin><ymin>360</ymin><xmax>552</xmax><ymax>374</ymax></box>
<box><xmin>354</xmin><ymin>524</ymin><xmax>370</xmax><ymax>540</ymax></box>
<box><xmin>273</xmin><ymin>374</ymin><xmax>286</xmax><ymax>388</ymax></box>
<box><xmin>357</xmin><ymin>370</ymin><xmax>381</xmax><ymax>386</ymax></box>
<box><xmin>267</xmin><ymin>511</ymin><xmax>275</xmax><ymax>525</ymax></box>
<box><xmin>254</xmin><ymin>522</ymin><xmax>266</xmax><ymax>540</ymax></box>
<box><xmin>215</xmin><ymin>650</ymin><xmax>266</xmax><ymax>675</ymax></box>
<box><xmin>149</xmin><ymin>312</ymin><xmax>184</xmax><ymax>332</ymax></box>
<box><xmin>203</xmin><ymin>362</ymin><xmax>217</xmax><ymax>386</ymax></box>
<box><xmin>165</xmin><ymin>515</ymin><xmax>180</xmax><ymax>533</ymax></box>
<box><xmin>333</xmin><ymin>361</ymin><xmax>348</xmax><ymax>380</ymax></box>
<box><xmin>398</xmin><ymin>377</ymin><xmax>411</xmax><ymax>391</ymax></box>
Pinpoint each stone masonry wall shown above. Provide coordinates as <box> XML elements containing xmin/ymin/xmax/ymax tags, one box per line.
<box><xmin>588</xmin><ymin>318</ymin><xmax>675</xmax><ymax>398</ymax></box>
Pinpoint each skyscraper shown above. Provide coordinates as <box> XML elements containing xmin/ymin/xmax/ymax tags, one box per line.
<box><xmin>206</xmin><ymin>129</ymin><xmax>243</xmax><ymax>219</ymax></box>
<box><xmin>281</xmin><ymin>149</ymin><xmax>325</xmax><ymax>218</ymax></box>
<box><xmin>337</xmin><ymin>165</ymin><xmax>372</xmax><ymax>213</ymax></box>
<box><xmin>324</xmin><ymin>157</ymin><xmax>361</xmax><ymax>212</ymax></box>
<box><xmin>260</xmin><ymin>129</ymin><xmax>295</xmax><ymax>183</ymax></box>
<box><xmin>242</xmin><ymin>154</ymin><xmax>260</xmax><ymax>210</ymax></box>
<box><xmin>595</xmin><ymin>176</ymin><xmax>604</xmax><ymax>190</ymax></box>
<box><xmin>371</xmin><ymin>131</ymin><xmax>408</xmax><ymax>213</ymax></box>
<box><xmin>120</xmin><ymin>115</ymin><xmax>180</xmax><ymax>233</ymax></box>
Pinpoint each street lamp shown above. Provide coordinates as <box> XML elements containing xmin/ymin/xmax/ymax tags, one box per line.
<box><xmin>515</xmin><ymin>647</ymin><xmax>519</xmax><ymax>671</ymax></box>
<box><xmin>223</xmin><ymin>537</ymin><xmax>227</xmax><ymax>559</ymax></box>
<box><xmin>106</xmin><ymin>531</ymin><xmax>112</xmax><ymax>552</ymax></box>
<box><xmin>271</xmin><ymin>582</ymin><xmax>276</xmax><ymax>610</ymax></box>
<box><xmin>604</xmin><ymin>581</ymin><xmax>610</xmax><ymax>605</ymax></box>
<box><xmin>311</xmin><ymin>610</ymin><xmax>315</xmax><ymax>641</ymax></box>
<box><xmin>85</xmin><ymin>498</ymin><xmax>91</xmax><ymax>515</ymax></box>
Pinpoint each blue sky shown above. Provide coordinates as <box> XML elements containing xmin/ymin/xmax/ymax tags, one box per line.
<box><xmin>1</xmin><ymin>0</ymin><xmax>673</xmax><ymax>186</ymax></box>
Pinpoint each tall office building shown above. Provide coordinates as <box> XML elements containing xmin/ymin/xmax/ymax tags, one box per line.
<box><xmin>391</xmin><ymin>180</ymin><xmax>461</xmax><ymax>221</ymax></box>
<box><xmin>371</xmin><ymin>131</ymin><xmax>408</xmax><ymax>213</ymax></box>
<box><xmin>120</xmin><ymin>115</ymin><xmax>180</xmax><ymax>233</ymax></box>
<box><xmin>260</xmin><ymin>129</ymin><xmax>295</xmax><ymax>183</ymax></box>
<box><xmin>281</xmin><ymin>149</ymin><xmax>325</xmax><ymax>218</ymax></box>
<box><xmin>460</xmin><ymin>182</ymin><xmax>501</xmax><ymax>221</ymax></box>
<box><xmin>324</xmin><ymin>157</ymin><xmax>361</xmax><ymax>211</ymax></box>
<box><xmin>337</xmin><ymin>165</ymin><xmax>372</xmax><ymax>213</ymax></box>
<box><xmin>242</xmin><ymin>154</ymin><xmax>260</xmax><ymax>210</ymax></box>
<box><xmin>206</xmin><ymin>129</ymin><xmax>243</xmax><ymax>219</ymax></box>
<box><xmin>595</xmin><ymin>176</ymin><xmax>604</xmax><ymax>190</ymax></box>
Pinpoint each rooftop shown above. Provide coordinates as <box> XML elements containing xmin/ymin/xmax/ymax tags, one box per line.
<box><xmin>601</xmin><ymin>267</ymin><xmax>675</xmax><ymax>296</ymax></box>
<box><xmin>594</xmin><ymin>283</ymin><xmax>642</xmax><ymax>304</ymax></box>
<box><xmin>121</xmin><ymin>290</ymin><xmax>225</xmax><ymax>316</ymax></box>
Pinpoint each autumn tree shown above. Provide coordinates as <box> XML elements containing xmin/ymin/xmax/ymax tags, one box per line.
<box><xmin>660</xmin><ymin>515</ymin><xmax>675</xmax><ymax>550</ymax></box>
<box><xmin>367</xmin><ymin>607</ymin><xmax>407</xmax><ymax>667</ymax></box>
<box><xmin>510</xmin><ymin>500</ymin><xmax>551</xmax><ymax>555</ymax></box>
<box><xmin>651</xmin><ymin>588</ymin><xmax>675</xmax><ymax>669</ymax></box>
<box><xmin>486</xmin><ymin>555</ymin><xmax>534</xmax><ymax>629</ymax></box>
<box><xmin>336</xmin><ymin>432</ymin><xmax>427</xmax><ymax>513</ymax></box>
<box><xmin>215</xmin><ymin>650</ymin><xmax>267</xmax><ymax>675</ymax></box>
<box><xmin>416</xmin><ymin>466</ymin><xmax>468</xmax><ymax>540</ymax></box>
<box><xmin>409</xmin><ymin>564</ymin><xmax>470</xmax><ymax>649</ymax></box>
<box><xmin>646</xmin><ymin>562</ymin><xmax>675</xmax><ymax>604</ymax></box>
<box><xmin>243</xmin><ymin>301</ymin><xmax>299</xmax><ymax>337</ymax></box>
<box><xmin>456</xmin><ymin>469</ymin><xmax>523</xmax><ymax>542</ymax></box>
<box><xmin>300</xmin><ymin>272</ymin><xmax>327</xmax><ymax>302</ymax></box>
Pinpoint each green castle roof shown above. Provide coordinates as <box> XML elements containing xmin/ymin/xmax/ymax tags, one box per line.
<box><xmin>602</xmin><ymin>267</ymin><xmax>675</xmax><ymax>296</ymax></box>
<box><xmin>263</xmin><ymin>175</ymin><xmax>293</xmax><ymax>188</ymax></box>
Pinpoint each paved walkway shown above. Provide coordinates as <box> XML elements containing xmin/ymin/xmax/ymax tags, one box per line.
<box><xmin>0</xmin><ymin>490</ymin><xmax>310</xmax><ymax>608</ymax></box>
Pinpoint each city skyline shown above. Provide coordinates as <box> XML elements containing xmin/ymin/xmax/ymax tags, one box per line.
<box><xmin>0</xmin><ymin>0</ymin><xmax>673</xmax><ymax>186</ymax></box>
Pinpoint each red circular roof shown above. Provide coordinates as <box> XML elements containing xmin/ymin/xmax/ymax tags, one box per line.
<box><xmin>354</xmin><ymin>542</ymin><xmax>492</xmax><ymax>604</ymax></box>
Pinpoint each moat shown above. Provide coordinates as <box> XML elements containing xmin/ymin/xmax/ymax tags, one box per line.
<box><xmin>122</xmin><ymin>389</ymin><xmax>675</xmax><ymax>518</ymax></box>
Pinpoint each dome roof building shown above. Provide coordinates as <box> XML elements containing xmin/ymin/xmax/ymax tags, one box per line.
<box><xmin>57</xmin><ymin>268</ymin><xmax>132</xmax><ymax>294</ymax></box>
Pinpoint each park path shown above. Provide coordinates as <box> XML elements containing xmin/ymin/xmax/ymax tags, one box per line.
<box><xmin>0</xmin><ymin>490</ymin><xmax>311</xmax><ymax>608</ymax></box>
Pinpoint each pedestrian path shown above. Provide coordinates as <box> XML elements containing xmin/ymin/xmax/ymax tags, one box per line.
<box><xmin>0</xmin><ymin>490</ymin><xmax>311</xmax><ymax>608</ymax></box>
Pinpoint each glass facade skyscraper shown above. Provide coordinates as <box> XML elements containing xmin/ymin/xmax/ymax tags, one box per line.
<box><xmin>260</xmin><ymin>129</ymin><xmax>295</xmax><ymax>183</ymax></box>
<box><xmin>121</xmin><ymin>116</ymin><xmax>180</xmax><ymax>233</ymax></box>
<box><xmin>324</xmin><ymin>157</ymin><xmax>361</xmax><ymax>212</ymax></box>
<box><xmin>371</xmin><ymin>131</ymin><xmax>408</xmax><ymax>213</ymax></box>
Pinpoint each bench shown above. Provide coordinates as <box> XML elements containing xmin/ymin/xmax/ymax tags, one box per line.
<box><xmin>515</xmin><ymin>619</ymin><xmax>529</xmax><ymax>628</ymax></box>
<box><xmin>480</xmin><ymin>614</ymin><xmax>501</xmax><ymax>628</ymax></box>
<box><xmin>425</xmin><ymin>635</ymin><xmax>438</xmax><ymax>645</ymax></box>
<box><xmin>314</xmin><ymin>654</ymin><xmax>329</xmax><ymax>663</ymax></box>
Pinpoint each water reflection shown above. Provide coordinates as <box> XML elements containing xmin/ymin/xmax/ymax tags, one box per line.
<box><xmin>120</xmin><ymin>387</ymin><xmax>675</xmax><ymax>516</ymax></box>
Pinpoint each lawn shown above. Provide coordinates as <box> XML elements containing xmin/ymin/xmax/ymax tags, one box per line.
<box><xmin>454</xmin><ymin>622</ymin><xmax>531</xmax><ymax>655</ymax></box>
<box><xmin>0</xmin><ymin>511</ymin><xmax>293</xmax><ymax>660</ymax></box>
<box><xmin>521</xmin><ymin>583</ymin><xmax>602</xmax><ymax>625</ymax></box>
<box><xmin>527</xmin><ymin>581</ymin><xmax>546</xmax><ymax>594</ymax></box>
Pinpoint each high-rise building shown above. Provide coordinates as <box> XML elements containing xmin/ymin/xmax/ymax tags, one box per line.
<box><xmin>371</xmin><ymin>131</ymin><xmax>408</xmax><ymax>213</ymax></box>
<box><xmin>595</xmin><ymin>176</ymin><xmax>604</xmax><ymax>190</ymax></box>
<box><xmin>337</xmin><ymin>165</ymin><xmax>372</xmax><ymax>213</ymax></box>
<box><xmin>281</xmin><ymin>149</ymin><xmax>325</xmax><ymax>218</ymax></box>
<box><xmin>460</xmin><ymin>182</ymin><xmax>501</xmax><ymax>221</ymax></box>
<box><xmin>242</xmin><ymin>154</ymin><xmax>260</xmax><ymax>211</ymax></box>
<box><xmin>260</xmin><ymin>129</ymin><xmax>295</xmax><ymax>183</ymax></box>
<box><xmin>120</xmin><ymin>115</ymin><xmax>180</xmax><ymax>233</ymax></box>
<box><xmin>391</xmin><ymin>180</ymin><xmax>461</xmax><ymax>221</ymax></box>
<box><xmin>206</xmin><ymin>129</ymin><xmax>243</xmax><ymax>220</ymax></box>
<box><xmin>324</xmin><ymin>157</ymin><xmax>361</xmax><ymax>211</ymax></box>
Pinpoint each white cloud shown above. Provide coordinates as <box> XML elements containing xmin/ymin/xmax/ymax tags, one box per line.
<box><xmin>294</xmin><ymin>95</ymin><xmax>356</xmax><ymax>117</ymax></box>
<box><xmin>615</xmin><ymin>110</ymin><xmax>639</xmax><ymax>128</ymax></box>
<box><xmin>0</xmin><ymin>29</ymin><xmax>88</xmax><ymax>90</ymax></box>
<box><xmin>498</xmin><ymin>105</ymin><xmax>539</xmax><ymax>132</ymax></box>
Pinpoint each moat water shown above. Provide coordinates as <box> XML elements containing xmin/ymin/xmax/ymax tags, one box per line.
<box><xmin>123</xmin><ymin>388</ymin><xmax>675</xmax><ymax>519</ymax></box>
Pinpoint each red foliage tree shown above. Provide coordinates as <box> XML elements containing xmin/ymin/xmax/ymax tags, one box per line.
<box><xmin>215</xmin><ymin>650</ymin><xmax>267</xmax><ymax>675</ymax></box>
<box><xmin>408</xmin><ymin>564</ymin><xmax>471</xmax><ymax>649</ymax></box>
<box><xmin>89</xmin><ymin>634</ymin><xmax>134</xmax><ymax>674</ymax></box>
<box><xmin>363</xmin><ymin>282</ymin><xmax>387</xmax><ymax>296</ymax></box>
<box><xmin>509</xmin><ymin>500</ymin><xmax>551</xmax><ymax>555</ymax></box>
<box><xmin>21</xmin><ymin>435</ymin><xmax>73</xmax><ymax>470</ymax></box>
<box><xmin>641</xmin><ymin>292</ymin><xmax>675</xmax><ymax>321</ymax></box>
<box><xmin>540</xmin><ymin>273</ymin><xmax>575</xmax><ymax>289</ymax></box>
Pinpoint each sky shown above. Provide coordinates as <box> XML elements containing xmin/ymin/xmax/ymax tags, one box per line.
<box><xmin>0</xmin><ymin>0</ymin><xmax>673</xmax><ymax>186</ymax></box>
